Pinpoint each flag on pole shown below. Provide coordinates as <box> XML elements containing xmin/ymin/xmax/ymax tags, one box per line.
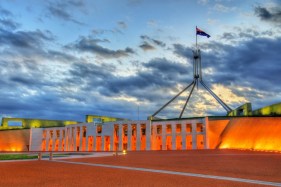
<box><xmin>196</xmin><ymin>27</ymin><xmax>210</xmax><ymax>38</ymax></box>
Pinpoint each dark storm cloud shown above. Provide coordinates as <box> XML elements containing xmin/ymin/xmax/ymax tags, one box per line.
<box><xmin>173</xmin><ymin>43</ymin><xmax>193</xmax><ymax>60</ymax></box>
<box><xmin>69</xmin><ymin>62</ymin><xmax>112</xmax><ymax>82</ymax></box>
<box><xmin>173</xmin><ymin>34</ymin><xmax>281</xmax><ymax>94</ymax></box>
<box><xmin>67</xmin><ymin>57</ymin><xmax>190</xmax><ymax>104</ymax></box>
<box><xmin>0</xmin><ymin>18</ymin><xmax>20</xmax><ymax>30</ymax></box>
<box><xmin>0</xmin><ymin>6</ymin><xmax>20</xmax><ymax>31</ymax></box>
<box><xmin>220</xmin><ymin>32</ymin><xmax>236</xmax><ymax>40</ymax></box>
<box><xmin>46</xmin><ymin>1</ymin><xmax>85</xmax><ymax>25</ymax></box>
<box><xmin>221</xmin><ymin>37</ymin><xmax>281</xmax><ymax>90</ymax></box>
<box><xmin>152</xmin><ymin>39</ymin><xmax>166</xmax><ymax>47</ymax></box>
<box><xmin>92</xmin><ymin>28</ymin><xmax>123</xmax><ymax>35</ymax></box>
<box><xmin>144</xmin><ymin>58</ymin><xmax>187</xmax><ymax>75</ymax></box>
<box><xmin>67</xmin><ymin>36</ymin><xmax>135</xmax><ymax>58</ymax></box>
<box><xmin>172</xmin><ymin>33</ymin><xmax>280</xmax><ymax>116</ymax></box>
<box><xmin>0</xmin><ymin>59</ymin><xmax>55</xmax><ymax>91</ymax></box>
<box><xmin>0</xmin><ymin>57</ymin><xmax>91</xmax><ymax>121</ymax></box>
<box><xmin>10</xmin><ymin>76</ymin><xmax>40</xmax><ymax>86</ymax></box>
<box><xmin>255</xmin><ymin>5</ymin><xmax>281</xmax><ymax>25</ymax></box>
<box><xmin>140</xmin><ymin>35</ymin><xmax>166</xmax><ymax>48</ymax></box>
<box><xmin>0</xmin><ymin>29</ymin><xmax>54</xmax><ymax>49</ymax></box>
<box><xmin>139</xmin><ymin>42</ymin><xmax>155</xmax><ymax>51</ymax></box>
<box><xmin>0</xmin><ymin>89</ymin><xmax>88</xmax><ymax>121</ymax></box>
<box><xmin>47</xmin><ymin>5</ymin><xmax>83</xmax><ymax>25</ymax></box>
<box><xmin>220</xmin><ymin>28</ymin><xmax>274</xmax><ymax>43</ymax></box>
<box><xmin>0</xmin><ymin>24</ymin><xmax>91</xmax><ymax>121</ymax></box>
<box><xmin>0</xmin><ymin>6</ymin><xmax>13</xmax><ymax>17</ymax></box>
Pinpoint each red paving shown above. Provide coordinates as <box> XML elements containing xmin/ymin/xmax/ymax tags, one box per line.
<box><xmin>1</xmin><ymin>150</ymin><xmax>281</xmax><ymax>187</ymax></box>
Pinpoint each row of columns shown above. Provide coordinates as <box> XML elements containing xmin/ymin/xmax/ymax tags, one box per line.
<box><xmin>116</xmin><ymin>122</ymin><xmax>151</xmax><ymax>151</ymax></box>
<box><xmin>44</xmin><ymin>128</ymin><xmax>65</xmax><ymax>151</ymax></box>
<box><xmin>42</xmin><ymin>118</ymin><xmax>208</xmax><ymax>152</ymax></box>
<box><xmin>152</xmin><ymin>118</ymin><xmax>208</xmax><ymax>150</ymax></box>
<box><xmin>44</xmin><ymin>126</ymin><xmax>88</xmax><ymax>151</ymax></box>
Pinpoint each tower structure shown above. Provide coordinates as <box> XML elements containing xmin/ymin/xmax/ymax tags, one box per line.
<box><xmin>151</xmin><ymin>33</ymin><xmax>232</xmax><ymax>119</ymax></box>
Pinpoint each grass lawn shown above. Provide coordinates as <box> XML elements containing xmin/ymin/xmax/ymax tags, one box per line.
<box><xmin>0</xmin><ymin>154</ymin><xmax>38</xmax><ymax>160</ymax></box>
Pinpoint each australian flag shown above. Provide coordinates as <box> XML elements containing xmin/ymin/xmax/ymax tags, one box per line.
<box><xmin>196</xmin><ymin>27</ymin><xmax>210</xmax><ymax>38</ymax></box>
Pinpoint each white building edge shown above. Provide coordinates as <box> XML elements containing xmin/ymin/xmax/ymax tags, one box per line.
<box><xmin>30</xmin><ymin>117</ymin><xmax>209</xmax><ymax>151</ymax></box>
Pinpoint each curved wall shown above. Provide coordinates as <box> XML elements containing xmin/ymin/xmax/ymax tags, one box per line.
<box><xmin>219</xmin><ymin>117</ymin><xmax>281</xmax><ymax>151</ymax></box>
<box><xmin>0</xmin><ymin>129</ymin><xmax>30</xmax><ymax>151</ymax></box>
<box><xmin>207</xmin><ymin>119</ymin><xmax>229</xmax><ymax>149</ymax></box>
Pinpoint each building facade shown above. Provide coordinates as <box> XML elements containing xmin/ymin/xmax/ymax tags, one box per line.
<box><xmin>30</xmin><ymin>117</ymin><xmax>209</xmax><ymax>151</ymax></box>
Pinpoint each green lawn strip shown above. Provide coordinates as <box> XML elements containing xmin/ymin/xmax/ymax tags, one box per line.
<box><xmin>53</xmin><ymin>154</ymin><xmax>70</xmax><ymax>157</ymax></box>
<box><xmin>0</xmin><ymin>154</ymin><xmax>38</xmax><ymax>160</ymax></box>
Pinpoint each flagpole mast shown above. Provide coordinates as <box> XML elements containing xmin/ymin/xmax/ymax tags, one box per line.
<box><xmin>196</xmin><ymin>26</ymin><xmax>198</xmax><ymax>49</ymax></box>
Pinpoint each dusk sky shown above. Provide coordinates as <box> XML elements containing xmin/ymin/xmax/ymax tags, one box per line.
<box><xmin>0</xmin><ymin>0</ymin><xmax>281</xmax><ymax>122</ymax></box>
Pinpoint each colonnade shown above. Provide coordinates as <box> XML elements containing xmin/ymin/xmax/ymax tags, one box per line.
<box><xmin>34</xmin><ymin>118</ymin><xmax>208</xmax><ymax>152</ymax></box>
<box><xmin>151</xmin><ymin>118</ymin><xmax>208</xmax><ymax>150</ymax></box>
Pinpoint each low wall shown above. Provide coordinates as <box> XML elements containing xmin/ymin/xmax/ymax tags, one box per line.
<box><xmin>207</xmin><ymin>119</ymin><xmax>229</xmax><ymax>149</ymax></box>
<box><xmin>219</xmin><ymin>117</ymin><xmax>281</xmax><ymax>151</ymax></box>
<box><xmin>0</xmin><ymin>129</ymin><xmax>30</xmax><ymax>151</ymax></box>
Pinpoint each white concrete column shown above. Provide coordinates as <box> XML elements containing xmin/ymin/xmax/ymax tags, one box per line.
<box><xmin>52</xmin><ymin>129</ymin><xmax>56</xmax><ymax>151</ymax></box>
<box><xmin>204</xmin><ymin>117</ymin><xmax>209</xmax><ymax>149</ymax></box>
<box><xmin>192</xmin><ymin>122</ymin><xmax>197</xmax><ymax>149</ymax></box>
<box><xmin>127</xmin><ymin>124</ymin><xmax>132</xmax><ymax>151</ymax></box>
<box><xmin>162</xmin><ymin>124</ymin><xmax>166</xmax><ymax>150</ymax></box>
<box><xmin>65</xmin><ymin>128</ymin><xmax>68</xmax><ymax>151</ymax></box>
<box><xmin>118</xmin><ymin>124</ymin><xmax>123</xmax><ymax>151</ymax></box>
<box><xmin>68</xmin><ymin>128</ymin><xmax>72</xmax><ymax>151</ymax></box>
<box><xmin>172</xmin><ymin>123</ymin><xmax>176</xmax><ymax>150</ymax></box>
<box><xmin>45</xmin><ymin>130</ymin><xmax>50</xmax><ymax>151</ymax></box>
<box><xmin>110</xmin><ymin>125</ymin><xmax>114</xmax><ymax>151</ymax></box>
<box><xmin>93</xmin><ymin>126</ymin><xmax>97</xmax><ymax>151</ymax></box>
<box><xmin>59</xmin><ymin>129</ymin><xmax>63</xmax><ymax>151</ymax></box>
<box><xmin>136</xmin><ymin>123</ymin><xmax>141</xmax><ymax>150</ymax></box>
<box><xmin>62</xmin><ymin>127</ymin><xmax>67</xmax><ymax>151</ymax></box>
<box><xmin>146</xmin><ymin>121</ymin><xmax>151</xmax><ymax>150</ymax></box>
<box><xmin>85</xmin><ymin>125</ymin><xmax>89</xmax><ymax>151</ymax></box>
<box><xmin>101</xmin><ymin>136</ymin><xmax>105</xmax><ymax>151</ymax></box>
<box><xmin>181</xmin><ymin>123</ymin><xmax>186</xmax><ymax>150</ymax></box>
<box><xmin>68</xmin><ymin>128</ymin><xmax>71</xmax><ymax>151</ymax></box>
<box><xmin>54</xmin><ymin>129</ymin><xmax>59</xmax><ymax>151</ymax></box>
<box><xmin>79</xmin><ymin>126</ymin><xmax>83</xmax><ymax>151</ymax></box>
<box><xmin>152</xmin><ymin>124</ymin><xmax>157</xmax><ymax>150</ymax></box>
<box><xmin>73</xmin><ymin>127</ymin><xmax>77</xmax><ymax>151</ymax></box>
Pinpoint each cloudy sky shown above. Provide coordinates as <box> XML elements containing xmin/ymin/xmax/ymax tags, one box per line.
<box><xmin>0</xmin><ymin>0</ymin><xmax>281</xmax><ymax>122</ymax></box>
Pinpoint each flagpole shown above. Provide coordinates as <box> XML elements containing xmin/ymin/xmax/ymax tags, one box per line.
<box><xmin>196</xmin><ymin>26</ymin><xmax>198</xmax><ymax>49</ymax></box>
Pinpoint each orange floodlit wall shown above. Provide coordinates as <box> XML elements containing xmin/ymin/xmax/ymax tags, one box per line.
<box><xmin>166</xmin><ymin>136</ymin><xmax>172</xmax><ymax>150</ymax></box>
<box><xmin>186</xmin><ymin>135</ymin><xmax>192</xmax><ymax>149</ymax></box>
<box><xmin>131</xmin><ymin>125</ymin><xmax>137</xmax><ymax>150</ymax></box>
<box><xmin>207</xmin><ymin>119</ymin><xmax>230</xmax><ymax>149</ymax></box>
<box><xmin>104</xmin><ymin>136</ymin><xmax>110</xmax><ymax>151</ymax></box>
<box><xmin>176</xmin><ymin>136</ymin><xmax>182</xmax><ymax>150</ymax></box>
<box><xmin>0</xmin><ymin>129</ymin><xmax>30</xmax><ymax>151</ymax></box>
<box><xmin>113</xmin><ymin>125</ymin><xmax>119</xmax><ymax>151</ymax></box>
<box><xmin>96</xmin><ymin>136</ymin><xmax>102</xmax><ymax>151</ymax></box>
<box><xmin>219</xmin><ymin>117</ymin><xmax>281</xmax><ymax>151</ymax></box>
<box><xmin>88</xmin><ymin>136</ymin><xmax>93</xmax><ymax>151</ymax></box>
<box><xmin>140</xmin><ymin>124</ymin><xmax>146</xmax><ymax>150</ymax></box>
<box><xmin>196</xmin><ymin>135</ymin><xmax>204</xmax><ymax>149</ymax></box>
<box><xmin>155</xmin><ymin>136</ymin><xmax>162</xmax><ymax>150</ymax></box>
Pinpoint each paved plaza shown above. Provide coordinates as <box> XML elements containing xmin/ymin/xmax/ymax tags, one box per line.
<box><xmin>1</xmin><ymin>150</ymin><xmax>281</xmax><ymax>187</ymax></box>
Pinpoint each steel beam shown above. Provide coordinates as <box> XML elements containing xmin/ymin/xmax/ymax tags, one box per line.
<box><xmin>179</xmin><ymin>81</ymin><xmax>196</xmax><ymax>118</ymax></box>
<box><xmin>200</xmin><ymin>80</ymin><xmax>232</xmax><ymax>112</ymax></box>
<box><xmin>152</xmin><ymin>81</ymin><xmax>195</xmax><ymax>117</ymax></box>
